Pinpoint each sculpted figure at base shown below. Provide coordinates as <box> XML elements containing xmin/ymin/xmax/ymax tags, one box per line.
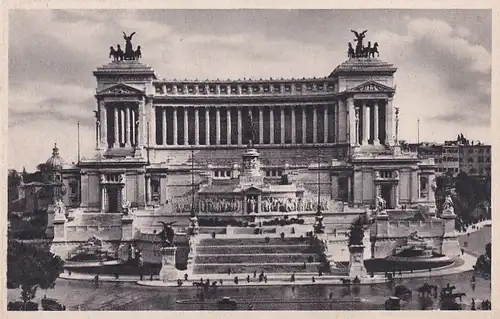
<box><xmin>54</xmin><ymin>198</ymin><xmax>67</xmax><ymax>218</ymax></box>
<box><xmin>443</xmin><ymin>194</ymin><xmax>454</xmax><ymax>213</ymax></box>
<box><xmin>376</xmin><ymin>195</ymin><xmax>386</xmax><ymax>212</ymax></box>
<box><xmin>158</xmin><ymin>221</ymin><xmax>176</xmax><ymax>247</ymax></box>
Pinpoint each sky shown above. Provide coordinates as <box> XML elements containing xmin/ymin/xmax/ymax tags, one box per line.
<box><xmin>8</xmin><ymin>9</ymin><xmax>492</xmax><ymax>171</ymax></box>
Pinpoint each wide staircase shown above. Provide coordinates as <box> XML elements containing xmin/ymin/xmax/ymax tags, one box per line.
<box><xmin>192</xmin><ymin>235</ymin><xmax>347</xmax><ymax>276</ymax></box>
<box><xmin>165</xmin><ymin>147</ymin><xmax>342</xmax><ymax>167</ymax></box>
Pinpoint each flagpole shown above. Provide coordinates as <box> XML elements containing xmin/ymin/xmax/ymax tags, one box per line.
<box><xmin>77</xmin><ymin>121</ymin><xmax>81</xmax><ymax>163</ymax></box>
<box><xmin>417</xmin><ymin>118</ymin><xmax>420</xmax><ymax>144</ymax></box>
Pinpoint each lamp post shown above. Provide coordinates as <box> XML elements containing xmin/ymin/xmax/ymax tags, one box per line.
<box><xmin>190</xmin><ymin>146</ymin><xmax>195</xmax><ymax>217</ymax></box>
<box><xmin>316</xmin><ymin>146</ymin><xmax>322</xmax><ymax>216</ymax></box>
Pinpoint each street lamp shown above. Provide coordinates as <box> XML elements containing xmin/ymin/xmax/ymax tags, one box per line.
<box><xmin>190</xmin><ymin>146</ymin><xmax>195</xmax><ymax>217</ymax></box>
<box><xmin>316</xmin><ymin>146</ymin><xmax>322</xmax><ymax>216</ymax></box>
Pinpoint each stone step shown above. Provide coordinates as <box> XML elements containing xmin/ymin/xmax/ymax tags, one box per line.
<box><xmin>194</xmin><ymin>253</ymin><xmax>320</xmax><ymax>264</ymax></box>
<box><xmin>192</xmin><ymin>262</ymin><xmax>324</xmax><ymax>274</ymax></box>
<box><xmin>196</xmin><ymin>244</ymin><xmax>314</xmax><ymax>255</ymax></box>
<box><xmin>198</xmin><ymin>237</ymin><xmax>309</xmax><ymax>246</ymax></box>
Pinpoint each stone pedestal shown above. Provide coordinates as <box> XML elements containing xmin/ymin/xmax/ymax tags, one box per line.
<box><xmin>52</xmin><ymin>214</ymin><xmax>67</xmax><ymax>241</ymax></box>
<box><xmin>121</xmin><ymin>215</ymin><xmax>135</xmax><ymax>241</ymax></box>
<box><xmin>348</xmin><ymin>245</ymin><xmax>367</xmax><ymax>278</ymax></box>
<box><xmin>441</xmin><ymin>208</ymin><xmax>460</xmax><ymax>258</ymax></box>
<box><xmin>45</xmin><ymin>206</ymin><xmax>56</xmax><ymax>239</ymax></box>
<box><xmin>159</xmin><ymin>246</ymin><xmax>178</xmax><ymax>282</ymax></box>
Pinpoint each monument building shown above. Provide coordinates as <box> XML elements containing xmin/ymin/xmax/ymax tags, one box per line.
<box><xmin>47</xmin><ymin>32</ymin><xmax>458</xmax><ymax>269</ymax></box>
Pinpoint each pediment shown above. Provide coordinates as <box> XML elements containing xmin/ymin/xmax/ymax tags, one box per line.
<box><xmin>96</xmin><ymin>83</ymin><xmax>145</xmax><ymax>96</ymax></box>
<box><xmin>347</xmin><ymin>81</ymin><xmax>395</xmax><ymax>93</ymax></box>
<box><xmin>241</xmin><ymin>185</ymin><xmax>263</xmax><ymax>193</ymax></box>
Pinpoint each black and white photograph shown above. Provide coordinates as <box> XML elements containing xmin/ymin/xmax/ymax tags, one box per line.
<box><xmin>5</xmin><ymin>7</ymin><xmax>492</xmax><ymax>312</ymax></box>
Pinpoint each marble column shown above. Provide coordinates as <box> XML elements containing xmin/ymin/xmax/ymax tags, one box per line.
<box><xmin>194</xmin><ymin>108</ymin><xmax>199</xmax><ymax>145</ymax></box>
<box><xmin>313</xmin><ymin>106</ymin><xmax>318</xmax><ymax>144</ymax></box>
<box><xmin>355</xmin><ymin>107</ymin><xmax>360</xmax><ymax>145</ymax></box>
<box><xmin>215</xmin><ymin>108</ymin><xmax>221</xmax><ymax>145</ymax></box>
<box><xmin>100</xmin><ymin>101</ymin><xmax>107</xmax><ymax>147</ymax></box>
<box><xmin>269</xmin><ymin>106</ymin><xmax>274</xmax><ymax>144</ymax></box>
<box><xmin>347</xmin><ymin>97</ymin><xmax>355</xmax><ymax>146</ymax></box>
<box><xmin>150</xmin><ymin>106</ymin><xmax>156</xmax><ymax>146</ymax></box>
<box><xmin>226</xmin><ymin>108</ymin><xmax>231</xmax><ymax>145</ymax></box>
<box><xmin>131</xmin><ymin>107</ymin><xmax>136</xmax><ymax>146</ymax></box>
<box><xmin>137</xmin><ymin>101</ymin><xmax>144</xmax><ymax>148</ymax></box>
<box><xmin>237</xmin><ymin>108</ymin><xmax>242</xmax><ymax>145</ymax></box>
<box><xmin>146</xmin><ymin>176</ymin><xmax>152</xmax><ymax>204</ymax></box>
<box><xmin>173</xmin><ymin>107</ymin><xmax>178</xmax><ymax>145</ymax></box>
<box><xmin>302</xmin><ymin>107</ymin><xmax>307</xmax><ymax>144</ymax></box>
<box><xmin>280</xmin><ymin>106</ymin><xmax>285</xmax><ymax>144</ymax></box>
<box><xmin>291</xmin><ymin>106</ymin><xmax>296</xmax><ymax>144</ymax></box>
<box><xmin>120</xmin><ymin>110</ymin><xmax>125</xmax><ymax>144</ymax></box>
<box><xmin>162</xmin><ymin>108</ymin><xmax>167</xmax><ymax>145</ymax></box>
<box><xmin>373</xmin><ymin>102</ymin><xmax>380</xmax><ymax>145</ymax></box>
<box><xmin>205</xmin><ymin>107</ymin><xmax>210</xmax><ymax>145</ymax></box>
<box><xmin>259</xmin><ymin>107</ymin><xmax>264</xmax><ymax>144</ymax></box>
<box><xmin>125</xmin><ymin>106</ymin><xmax>131</xmax><ymax>147</ymax></box>
<box><xmin>386</xmin><ymin>98</ymin><xmax>394</xmax><ymax>145</ymax></box>
<box><xmin>101</xmin><ymin>186</ymin><xmax>106</xmax><ymax>211</ymax></box>
<box><xmin>113</xmin><ymin>106</ymin><xmax>119</xmax><ymax>147</ymax></box>
<box><xmin>362</xmin><ymin>101</ymin><xmax>369</xmax><ymax>145</ymax></box>
<box><xmin>184</xmin><ymin>107</ymin><xmax>189</xmax><ymax>145</ymax></box>
<box><xmin>323</xmin><ymin>106</ymin><xmax>328</xmax><ymax>144</ymax></box>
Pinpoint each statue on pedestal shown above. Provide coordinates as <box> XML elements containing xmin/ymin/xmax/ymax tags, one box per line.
<box><xmin>376</xmin><ymin>195</ymin><xmax>386</xmax><ymax>212</ymax></box>
<box><xmin>158</xmin><ymin>221</ymin><xmax>176</xmax><ymax>247</ymax></box>
<box><xmin>248</xmin><ymin>197</ymin><xmax>257</xmax><ymax>213</ymax></box>
<box><xmin>122</xmin><ymin>200</ymin><xmax>131</xmax><ymax>215</ymax></box>
<box><xmin>442</xmin><ymin>194</ymin><xmax>455</xmax><ymax>215</ymax></box>
<box><xmin>54</xmin><ymin>198</ymin><xmax>67</xmax><ymax>218</ymax></box>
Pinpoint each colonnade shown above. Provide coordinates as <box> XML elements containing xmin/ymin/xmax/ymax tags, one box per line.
<box><xmin>154</xmin><ymin>104</ymin><xmax>338</xmax><ymax>146</ymax></box>
<box><xmin>348</xmin><ymin>98</ymin><xmax>393</xmax><ymax>146</ymax></box>
<box><xmin>97</xmin><ymin>102</ymin><xmax>139</xmax><ymax>149</ymax></box>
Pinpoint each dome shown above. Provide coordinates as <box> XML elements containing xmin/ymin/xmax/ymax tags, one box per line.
<box><xmin>45</xmin><ymin>143</ymin><xmax>64</xmax><ymax>170</ymax></box>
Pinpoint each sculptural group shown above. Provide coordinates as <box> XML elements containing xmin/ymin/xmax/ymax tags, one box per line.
<box><xmin>109</xmin><ymin>32</ymin><xmax>142</xmax><ymax>61</ymax></box>
<box><xmin>348</xmin><ymin>30</ymin><xmax>379</xmax><ymax>59</ymax></box>
<box><xmin>171</xmin><ymin>196</ymin><xmax>330</xmax><ymax>214</ymax></box>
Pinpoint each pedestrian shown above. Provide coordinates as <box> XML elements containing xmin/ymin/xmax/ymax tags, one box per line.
<box><xmin>219</xmin><ymin>279</ymin><xmax>223</xmax><ymax>286</ymax></box>
<box><xmin>312</xmin><ymin>276</ymin><xmax>316</xmax><ymax>283</ymax></box>
<box><xmin>398</xmin><ymin>270</ymin><xmax>402</xmax><ymax>276</ymax></box>
<box><xmin>264</xmin><ymin>275</ymin><xmax>268</xmax><ymax>283</ymax></box>
<box><xmin>461</xmin><ymin>248</ymin><xmax>465</xmax><ymax>255</ymax></box>
<box><xmin>140</xmin><ymin>273</ymin><xmax>143</xmax><ymax>281</ymax></box>
<box><xmin>471</xmin><ymin>298</ymin><xmax>476</xmax><ymax>310</ymax></box>
<box><xmin>318</xmin><ymin>269</ymin><xmax>323</xmax><ymax>277</ymax></box>
<box><xmin>200</xmin><ymin>277</ymin><xmax>204</xmax><ymax>284</ymax></box>
<box><xmin>253</xmin><ymin>270</ymin><xmax>257</xmax><ymax>278</ymax></box>
<box><xmin>114</xmin><ymin>273</ymin><xmax>119</xmax><ymax>279</ymax></box>
<box><xmin>234</xmin><ymin>276</ymin><xmax>239</xmax><ymax>284</ymax></box>
<box><xmin>228</xmin><ymin>267</ymin><xmax>232</xmax><ymax>276</ymax></box>
<box><xmin>184</xmin><ymin>273</ymin><xmax>188</xmax><ymax>281</ymax></box>
<box><xmin>68</xmin><ymin>269</ymin><xmax>72</xmax><ymax>276</ymax></box>
<box><xmin>247</xmin><ymin>275</ymin><xmax>250</xmax><ymax>283</ymax></box>
<box><xmin>329</xmin><ymin>292</ymin><xmax>333</xmax><ymax>299</ymax></box>
<box><xmin>150</xmin><ymin>274</ymin><xmax>153</xmax><ymax>281</ymax></box>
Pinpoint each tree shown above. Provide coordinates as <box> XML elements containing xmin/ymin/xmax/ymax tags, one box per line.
<box><xmin>7</xmin><ymin>239</ymin><xmax>64</xmax><ymax>310</ymax></box>
<box><xmin>8</xmin><ymin>169</ymin><xmax>22</xmax><ymax>203</ymax></box>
